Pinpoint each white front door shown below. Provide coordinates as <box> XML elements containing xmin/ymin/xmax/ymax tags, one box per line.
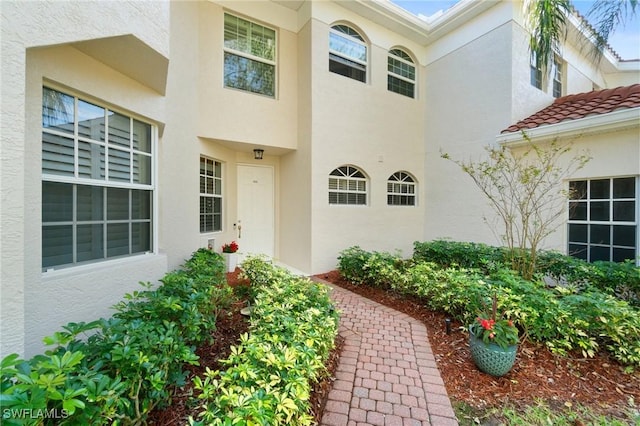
<box><xmin>237</xmin><ymin>164</ymin><xmax>274</xmax><ymax>257</ymax></box>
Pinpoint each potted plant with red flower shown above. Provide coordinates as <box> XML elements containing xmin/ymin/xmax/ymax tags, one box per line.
<box><xmin>468</xmin><ymin>293</ymin><xmax>519</xmax><ymax>376</ymax></box>
<box><xmin>221</xmin><ymin>241</ymin><xmax>239</xmax><ymax>272</ymax></box>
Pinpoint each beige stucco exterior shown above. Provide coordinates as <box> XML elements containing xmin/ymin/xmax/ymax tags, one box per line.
<box><xmin>1</xmin><ymin>0</ymin><xmax>639</xmax><ymax>357</ymax></box>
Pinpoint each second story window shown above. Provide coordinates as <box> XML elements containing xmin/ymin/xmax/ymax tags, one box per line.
<box><xmin>552</xmin><ymin>56</ymin><xmax>563</xmax><ymax>98</ymax></box>
<box><xmin>329</xmin><ymin>24</ymin><xmax>367</xmax><ymax>83</ymax></box>
<box><xmin>387</xmin><ymin>171</ymin><xmax>417</xmax><ymax>206</ymax></box>
<box><xmin>530</xmin><ymin>52</ymin><xmax>542</xmax><ymax>90</ymax></box>
<box><xmin>388</xmin><ymin>49</ymin><xmax>416</xmax><ymax>98</ymax></box>
<box><xmin>224</xmin><ymin>13</ymin><xmax>276</xmax><ymax>97</ymax></box>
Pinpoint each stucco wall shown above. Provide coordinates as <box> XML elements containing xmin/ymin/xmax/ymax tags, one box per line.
<box><xmin>1</xmin><ymin>0</ymin><xmax>170</xmax><ymax>357</ymax></box>
<box><xmin>308</xmin><ymin>2</ymin><xmax>427</xmax><ymax>273</ymax></box>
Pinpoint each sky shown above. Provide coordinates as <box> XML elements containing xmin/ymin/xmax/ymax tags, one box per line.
<box><xmin>390</xmin><ymin>0</ymin><xmax>640</xmax><ymax>60</ymax></box>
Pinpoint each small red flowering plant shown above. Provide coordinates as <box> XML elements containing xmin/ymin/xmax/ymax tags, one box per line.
<box><xmin>469</xmin><ymin>293</ymin><xmax>519</xmax><ymax>349</ymax></box>
<box><xmin>221</xmin><ymin>241</ymin><xmax>239</xmax><ymax>253</ymax></box>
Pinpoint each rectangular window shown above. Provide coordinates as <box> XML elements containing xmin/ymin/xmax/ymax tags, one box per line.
<box><xmin>530</xmin><ymin>52</ymin><xmax>542</xmax><ymax>90</ymax></box>
<box><xmin>567</xmin><ymin>177</ymin><xmax>637</xmax><ymax>263</ymax></box>
<box><xmin>552</xmin><ymin>57</ymin><xmax>563</xmax><ymax>98</ymax></box>
<box><xmin>223</xmin><ymin>13</ymin><xmax>276</xmax><ymax>97</ymax></box>
<box><xmin>200</xmin><ymin>157</ymin><xmax>222</xmax><ymax>232</ymax></box>
<box><xmin>42</xmin><ymin>87</ymin><xmax>154</xmax><ymax>270</ymax></box>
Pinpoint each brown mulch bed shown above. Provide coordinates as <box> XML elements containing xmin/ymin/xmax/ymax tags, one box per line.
<box><xmin>150</xmin><ymin>268</ymin><xmax>639</xmax><ymax>424</ymax></box>
<box><xmin>316</xmin><ymin>270</ymin><xmax>640</xmax><ymax>423</ymax></box>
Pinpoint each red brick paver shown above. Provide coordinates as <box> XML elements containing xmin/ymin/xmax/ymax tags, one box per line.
<box><xmin>317</xmin><ymin>281</ymin><xmax>459</xmax><ymax>426</ymax></box>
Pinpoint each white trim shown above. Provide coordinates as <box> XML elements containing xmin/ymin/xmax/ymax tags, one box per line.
<box><xmin>498</xmin><ymin>108</ymin><xmax>640</xmax><ymax>146</ymax></box>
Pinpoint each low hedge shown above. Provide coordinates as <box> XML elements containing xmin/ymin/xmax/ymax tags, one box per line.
<box><xmin>1</xmin><ymin>249</ymin><xmax>232</xmax><ymax>425</ymax></box>
<box><xmin>339</xmin><ymin>246</ymin><xmax>640</xmax><ymax>367</ymax></box>
<box><xmin>413</xmin><ymin>240</ymin><xmax>640</xmax><ymax>306</ymax></box>
<box><xmin>191</xmin><ymin>256</ymin><xmax>339</xmax><ymax>425</ymax></box>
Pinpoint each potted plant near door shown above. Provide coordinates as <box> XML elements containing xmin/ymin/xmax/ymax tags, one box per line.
<box><xmin>221</xmin><ymin>241</ymin><xmax>239</xmax><ymax>273</ymax></box>
<box><xmin>468</xmin><ymin>294</ymin><xmax>519</xmax><ymax>377</ymax></box>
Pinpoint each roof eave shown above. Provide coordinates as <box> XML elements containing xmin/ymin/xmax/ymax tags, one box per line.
<box><xmin>497</xmin><ymin>107</ymin><xmax>640</xmax><ymax>146</ymax></box>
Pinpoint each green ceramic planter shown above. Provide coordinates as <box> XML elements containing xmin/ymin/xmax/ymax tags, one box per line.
<box><xmin>469</xmin><ymin>329</ymin><xmax>517</xmax><ymax>377</ymax></box>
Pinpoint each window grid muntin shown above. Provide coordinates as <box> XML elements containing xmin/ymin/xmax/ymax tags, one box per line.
<box><xmin>552</xmin><ymin>56</ymin><xmax>563</xmax><ymax>98</ymax></box>
<box><xmin>329</xmin><ymin>25</ymin><xmax>367</xmax><ymax>83</ymax></box>
<box><xmin>387</xmin><ymin>171</ymin><xmax>417</xmax><ymax>206</ymax></box>
<box><xmin>567</xmin><ymin>177</ymin><xmax>637</xmax><ymax>263</ymax></box>
<box><xmin>200</xmin><ymin>157</ymin><xmax>223</xmax><ymax>233</ymax></box>
<box><xmin>223</xmin><ymin>13</ymin><xmax>276</xmax><ymax>97</ymax></box>
<box><xmin>388</xmin><ymin>49</ymin><xmax>416</xmax><ymax>98</ymax></box>
<box><xmin>42</xmin><ymin>87</ymin><xmax>154</xmax><ymax>270</ymax></box>
<box><xmin>530</xmin><ymin>52</ymin><xmax>542</xmax><ymax>90</ymax></box>
<box><xmin>329</xmin><ymin>166</ymin><xmax>367</xmax><ymax>205</ymax></box>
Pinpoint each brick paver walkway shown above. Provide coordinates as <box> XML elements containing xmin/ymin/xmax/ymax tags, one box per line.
<box><xmin>316</xmin><ymin>281</ymin><xmax>459</xmax><ymax>426</ymax></box>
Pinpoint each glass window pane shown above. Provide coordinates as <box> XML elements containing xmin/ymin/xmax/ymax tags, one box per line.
<box><xmin>42</xmin><ymin>88</ymin><xmax>74</xmax><ymax>134</ymax></box>
<box><xmin>108</xmin><ymin>148</ymin><xmax>130</xmax><ymax>182</ymax></box>
<box><xmin>329</xmin><ymin>32</ymin><xmax>366</xmax><ymax>62</ymax></box>
<box><xmin>200</xmin><ymin>176</ymin><xmax>206</xmax><ymax>194</ymax></box>
<box><xmin>206</xmin><ymin>177</ymin><xmax>214</xmax><ymax>194</ymax></box>
<box><xmin>108</xmin><ymin>112</ymin><xmax>130</xmax><ymax>147</ymax></box>
<box><xmin>107</xmin><ymin>188</ymin><xmax>129</xmax><ymax>220</ymax></box>
<box><xmin>590</xmin><ymin>224</ymin><xmax>610</xmax><ymax>245</ymax></box>
<box><xmin>224</xmin><ymin>53</ymin><xmax>275</xmax><ymax>96</ymax></box>
<box><xmin>568</xmin><ymin>243</ymin><xmax>587</xmax><ymax>260</ymax></box>
<box><xmin>590</xmin><ymin>179</ymin><xmax>609</xmax><ymax>199</ymax></box>
<box><xmin>568</xmin><ymin>224</ymin><xmax>587</xmax><ymax>243</ymax></box>
<box><xmin>590</xmin><ymin>201</ymin><xmax>609</xmax><ymax>221</ymax></box>
<box><xmin>569</xmin><ymin>201</ymin><xmax>587</xmax><ymax>220</ymax></box>
<box><xmin>132</xmin><ymin>190</ymin><xmax>151</xmax><ymax>220</ymax></box>
<box><xmin>132</xmin><ymin>120</ymin><xmax>151</xmax><ymax>153</ymax></box>
<box><xmin>132</xmin><ymin>222</ymin><xmax>151</xmax><ymax>253</ymax></box>
<box><xmin>77</xmin><ymin>185</ymin><xmax>103</xmax><ymax>221</ymax></box>
<box><xmin>42</xmin><ymin>133</ymin><xmax>74</xmax><ymax>176</ymax></box>
<box><xmin>107</xmin><ymin>223</ymin><xmax>129</xmax><ymax>257</ymax></box>
<box><xmin>77</xmin><ymin>224</ymin><xmax>104</xmax><ymax>262</ymax></box>
<box><xmin>77</xmin><ymin>100</ymin><xmax>105</xmax><ymax>141</ymax></box>
<box><xmin>613</xmin><ymin>248</ymin><xmax>636</xmax><ymax>263</ymax></box>
<box><xmin>42</xmin><ymin>181</ymin><xmax>73</xmax><ymax>222</ymax></box>
<box><xmin>613</xmin><ymin>225</ymin><xmax>636</xmax><ymax>248</ymax></box>
<box><xmin>78</xmin><ymin>141</ymin><xmax>105</xmax><ymax>180</ymax></box>
<box><xmin>215</xmin><ymin>161</ymin><xmax>222</xmax><ymax>178</ymax></box>
<box><xmin>613</xmin><ymin>177</ymin><xmax>635</xmax><ymax>198</ymax></box>
<box><xmin>590</xmin><ymin>246</ymin><xmax>610</xmax><ymax>262</ymax></box>
<box><xmin>133</xmin><ymin>153</ymin><xmax>151</xmax><ymax>184</ymax></box>
<box><xmin>613</xmin><ymin>201</ymin><xmax>635</xmax><ymax>221</ymax></box>
<box><xmin>214</xmin><ymin>178</ymin><xmax>222</xmax><ymax>195</ymax></box>
<box><xmin>569</xmin><ymin>181</ymin><xmax>587</xmax><ymax>200</ymax></box>
<box><xmin>42</xmin><ymin>225</ymin><xmax>73</xmax><ymax>268</ymax></box>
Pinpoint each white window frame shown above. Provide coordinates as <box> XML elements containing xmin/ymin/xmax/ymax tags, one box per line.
<box><xmin>328</xmin><ymin>165</ymin><xmax>368</xmax><ymax>205</ymax></box>
<box><xmin>567</xmin><ymin>177</ymin><xmax>638</xmax><ymax>264</ymax></box>
<box><xmin>530</xmin><ymin>52</ymin><xmax>542</xmax><ymax>90</ymax></box>
<box><xmin>387</xmin><ymin>171</ymin><xmax>417</xmax><ymax>206</ymax></box>
<box><xmin>552</xmin><ymin>56</ymin><xmax>563</xmax><ymax>98</ymax></box>
<box><xmin>42</xmin><ymin>86</ymin><xmax>156</xmax><ymax>271</ymax></box>
<box><xmin>387</xmin><ymin>48</ymin><xmax>416</xmax><ymax>98</ymax></box>
<box><xmin>223</xmin><ymin>13</ymin><xmax>277</xmax><ymax>97</ymax></box>
<box><xmin>329</xmin><ymin>24</ymin><xmax>368</xmax><ymax>83</ymax></box>
<box><xmin>200</xmin><ymin>156</ymin><xmax>223</xmax><ymax>233</ymax></box>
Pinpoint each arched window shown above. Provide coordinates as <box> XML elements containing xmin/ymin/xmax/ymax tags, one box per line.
<box><xmin>387</xmin><ymin>171</ymin><xmax>416</xmax><ymax>206</ymax></box>
<box><xmin>388</xmin><ymin>48</ymin><xmax>416</xmax><ymax>98</ymax></box>
<box><xmin>329</xmin><ymin>24</ymin><xmax>367</xmax><ymax>83</ymax></box>
<box><xmin>329</xmin><ymin>165</ymin><xmax>367</xmax><ymax>205</ymax></box>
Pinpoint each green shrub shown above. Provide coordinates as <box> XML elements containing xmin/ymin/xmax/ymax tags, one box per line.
<box><xmin>413</xmin><ymin>240</ymin><xmax>507</xmax><ymax>273</ymax></box>
<box><xmin>339</xmin><ymin>245</ymin><xmax>640</xmax><ymax>366</ymax></box>
<box><xmin>191</xmin><ymin>257</ymin><xmax>339</xmax><ymax>425</ymax></box>
<box><xmin>1</xmin><ymin>249</ymin><xmax>230</xmax><ymax>425</ymax></box>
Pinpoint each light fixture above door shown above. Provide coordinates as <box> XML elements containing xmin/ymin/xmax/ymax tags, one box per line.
<box><xmin>253</xmin><ymin>149</ymin><xmax>264</xmax><ymax>160</ymax></box>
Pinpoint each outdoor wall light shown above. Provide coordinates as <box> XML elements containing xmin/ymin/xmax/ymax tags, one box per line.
<box><xmin>253</xmin><ymin>149</ymin><xmax>264</xmax><ymax>160</ymax></box>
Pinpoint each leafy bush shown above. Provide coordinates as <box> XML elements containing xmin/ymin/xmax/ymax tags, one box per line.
<box><xmin>413</xmin><ymin>240</ymin><xmax>508</xmax><ymax>273</ymax></box>
<box><xmin>191</xmin><ymin>257</ymin><xmax>339</xmax><ymax>425</ymax></box>
<box><xmin>1</xmin><ymin>249</ymin><xmax>231</xmax><ymax>425</ymax></box>
<box><xmin>339</xmin><ymin>245</ymin><xmax>640</xmax><ymax>366</ymax></box>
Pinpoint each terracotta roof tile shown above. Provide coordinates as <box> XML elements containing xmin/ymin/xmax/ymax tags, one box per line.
<box><xmin>501</xmin><ymin>84</ymin><xmax>640</xmax><ymax>133</ymax></box>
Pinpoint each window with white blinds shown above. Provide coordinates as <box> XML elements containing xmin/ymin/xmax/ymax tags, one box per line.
<box><xmin>41</xmin><ymin>87</ymin><xmax>154</xmax><ymax>269</ymax></box>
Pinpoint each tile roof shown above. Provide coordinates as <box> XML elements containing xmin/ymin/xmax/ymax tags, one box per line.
<box><xmin>501</xmin><ymin>84</ymin><xmax>640</xmax><ymax>133</ymax></box>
